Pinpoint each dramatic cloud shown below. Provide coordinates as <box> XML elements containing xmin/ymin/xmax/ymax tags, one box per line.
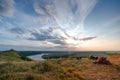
<box><xmin>32</xmin><ymin>0</ymin><xmax>98</xmax><ymax>45</ymax></box>
<box><xmin>0</xmin><ymin>0</ymin><xmax>98</xmax><ymax>49</ymax></box>
<box><xmin>48</xmin><ymin>39</ymin><xmax>66</xmax><ymax>45</ymax></box>
<box><xmin>1</xmin><ymin>0</ymin><xmax>120</xmax><ymax>51</ymax></box>
<box><xmin>0</xmin><ymin>0</ymin><xmax>15</xmax><ymax>17</ymax></box>
<box><xmin>29</xmin><ymin>32</ymin><xmax>55</xmax><ymax>41</ymax></box>
<box><xmin>27</xmin><ymin>27</ymin><xmax>54</xmax><ymax>40</ymax></box>
<box><xmin>33</xmin><ymin>0</ymin><xmax>98</xmax><ymax>36</ymax></box>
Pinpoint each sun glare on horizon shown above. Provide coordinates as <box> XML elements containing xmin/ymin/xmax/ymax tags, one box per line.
<box><xmin>0</xmin><ymin>0</ymin><xmax>120</xmax><ymax>51</ymax></box>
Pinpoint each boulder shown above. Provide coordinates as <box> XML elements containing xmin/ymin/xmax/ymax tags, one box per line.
<box><xmin>89</xmin><ymin>55</ymin><xmax>98</xmax><ymax>60</ymax></box>
<box><xmin>93</xmin><ymin>57</ymin><xmax>111</xmax><ymax>65</ymax></box>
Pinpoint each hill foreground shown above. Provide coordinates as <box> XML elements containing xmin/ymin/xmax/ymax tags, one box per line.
<box><xmin>0</xmin><ymin>49</ymin><xmax>31</xmax><ymax>62</ymax></box>
<box><xmin>0</xmin><ymin>50</ymin><xmax>120</xmax><ymax>80</ymax></box>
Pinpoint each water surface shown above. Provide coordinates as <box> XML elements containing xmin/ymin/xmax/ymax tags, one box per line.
<box><xmin>28</xmin><ymin>54</ymin><xmax>45</xmax><ymax>61</ymax></box>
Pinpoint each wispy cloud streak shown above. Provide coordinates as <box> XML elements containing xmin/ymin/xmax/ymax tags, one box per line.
<box><xmin>0</xmin><ymin>0</ymin><xmax>98</xmax><ymax>49</ymax></box>
<box><xmin>33</xmin><ymin>0</ymin><xmax>98</xmax><ymax>39</ymax></box>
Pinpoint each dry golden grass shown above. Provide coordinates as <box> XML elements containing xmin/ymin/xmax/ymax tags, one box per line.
<box><xmin>0</xmin><ymin>54</ymin><xmax>120</xmax><ymax>80</ymax></box>
<box><xmin>108</xmin><ymin>54</ymin><xmax>120</xmax><ymax>65</ymax></box>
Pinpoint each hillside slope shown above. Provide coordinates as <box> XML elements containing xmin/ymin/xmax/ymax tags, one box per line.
<box><xmin>0</xmin><ymin>49</ymin><xmax>31</xmax><ymax>62</ymax></box>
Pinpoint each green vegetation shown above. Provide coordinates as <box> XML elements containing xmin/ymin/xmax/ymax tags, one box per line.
<box><xmin>0</xmin><ymin>50</ymin><xmax>120</xmax><ymax>80</ymax></box>
<box><xmin>0</xmin><ymin>60</ymin><xmax>85</xmax><ymax>80</ymax></box>
<box><xmin>42</xmin><ymin>52</ymin><xmax>108</xmax><ymax>59</ymax></box>
<box><xmin>0</xmin><ymin>49</ymin><xmax>32</xmax><ymax>62</ymax></box>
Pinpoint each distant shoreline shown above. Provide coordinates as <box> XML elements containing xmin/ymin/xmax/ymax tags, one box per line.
<box><xmin>26</xmin><ymin>52</ymin><xmax>113</xmax><ymax>61</ymax></box>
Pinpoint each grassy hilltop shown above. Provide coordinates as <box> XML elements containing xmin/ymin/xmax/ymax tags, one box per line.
<box><xmin>0</xmin><ymin>50</ymin><xmax>120</xmax><ymax>80</ymax></box>
<box><xmin>0</xmin><ymin>49</ymin><xmax>31</xmax><ymax>62</ymax></box>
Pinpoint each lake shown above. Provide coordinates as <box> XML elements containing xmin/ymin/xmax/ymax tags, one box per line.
<box><xmin>26</xmin><ymin>51</ymin><xmax>110</xmax><ymax>61</ymax></box>
<box><xmin>28</xmin><ymin>54</ymin><xmax>45</xmax><ymax>61</ymax></box>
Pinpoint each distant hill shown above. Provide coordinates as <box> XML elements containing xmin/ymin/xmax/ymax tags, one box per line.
<box><xmin>0</xmin><ymin>49</ymin><xmax>32</xmax><ymax>62</ymax></box>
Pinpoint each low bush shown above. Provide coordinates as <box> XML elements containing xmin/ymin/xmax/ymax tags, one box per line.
<box><xmin>32</xmin><ymin>61</ymin><xmax>56</xmax><ymax>73</ymax></box>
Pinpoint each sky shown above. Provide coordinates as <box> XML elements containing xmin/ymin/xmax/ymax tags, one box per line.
<box><xmin>0</xmin><ymin>0</ymin><xmax>120</xmax><ymax>51</ymax></box>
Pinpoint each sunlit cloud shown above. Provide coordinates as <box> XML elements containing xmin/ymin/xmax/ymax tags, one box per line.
<box><xmin>32</xmin><ymin>0</ymin><xmax>98</xmax><ymax>47</ymax></box>
<box><xmin>0</xmin><ymin>0</ymin><xmax>120</xmax><ymax>51</ymax></box>
<box><xmin>36</xmin><ymin>0</ymin><xmax>97</xmax><ymax>37</ymax></box>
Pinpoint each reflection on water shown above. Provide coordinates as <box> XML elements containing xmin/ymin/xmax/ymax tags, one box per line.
<box><xmin>28</xmin><ymin>54</ymin><xmax>45</xmax><ymax>61</ymax></box>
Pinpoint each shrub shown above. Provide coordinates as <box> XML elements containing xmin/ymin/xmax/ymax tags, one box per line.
<box><xmin>32</xmin><ymin>61</ymin><xmax>55</xmax><ymax>73</ymax></box>
<box><xmin>0</xmin><ymin>63</ymin><xmax>30</xmax><ymax>74</ymax></box>
<box><xmin>20</xmin><ymin>56</ymin><xmax>32</xmax><ymax>61</ymax></box>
